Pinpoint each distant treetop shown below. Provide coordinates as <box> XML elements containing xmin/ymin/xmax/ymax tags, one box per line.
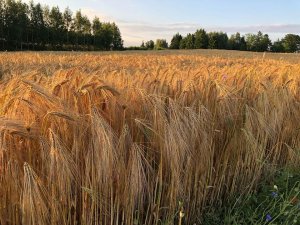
<box><xmin>139</xmin><ymin>30</ymin><xmax>300</xmax><ymax>53</ymax></box>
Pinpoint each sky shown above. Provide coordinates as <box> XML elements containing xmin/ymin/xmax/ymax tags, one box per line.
<box><xmin>24</xmin><ymin>0</ymin><xmax>300</xmax><ymax>46</ymax></box>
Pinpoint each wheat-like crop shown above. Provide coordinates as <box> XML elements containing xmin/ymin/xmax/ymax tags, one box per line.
<box><xmin>0</xmin><ymin>51</ymin><xmax>300</xmax><ymax>225</ymax></box>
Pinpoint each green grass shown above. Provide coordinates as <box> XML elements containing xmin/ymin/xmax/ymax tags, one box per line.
<box><xmin>202</xmin><ymin>168</ymin><xmax>300</xmax><ymax>225</ymax></box>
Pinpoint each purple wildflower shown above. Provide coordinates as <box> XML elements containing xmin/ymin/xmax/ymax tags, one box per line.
<box><xmin>266</xmin><ymin>214</ymin><xmax>272</xmax><ymax>222</ymax></box>
<box><xmin>271</xmin><ymin>192</ymin><xmax>278</xmax><ymax>198</ymax></box>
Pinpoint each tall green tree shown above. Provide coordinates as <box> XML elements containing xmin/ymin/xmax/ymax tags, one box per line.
<box><xmin>259</xmin><ymin>32</ymin><xmax>271</xmax><ymax>51</ymax></box>
<box><xmin>240</xmin><ymin>36</ymin><xmax>247</xmax><ymax>51</ymax></box>
<box><xmin>145</xmin><ymin>40</ymin><xmax>154</xmax><ymax>50</ymax></box>
<box><xmin>81</xmin><ymin>15</ymin><xmax>91</xmax><ymax>46</ymax></box>
<box><xmin>63</xmin><ymin>7</ymin><xmax>72</xmax><ymax>44</ymax></box>
<box><xmin>111</xmin><ymin>22</ymin><xmax>123</xmax><ymax>50</ymax></box>
<box><xmin>4</xmin><ymin>0</ymin><xmax>29</xmax><ymax>50</ymax></box>
<box><xmin>155</xmin><ymin>39</ymin><xmax>168</xmax><ymax>49</ymax></box>
<box><xmin>179</xmin><ymin>37</ymin><xmax>187</xmax><ymax>49</ymax></box>
<box><xmin>92</xmin><ymin>19</ymin><xmax>123</xmax><ymax>50</ymax></box>
<box><xmin>0</xmin><ymin>0</ymin><xmax>5</xmax><ymax>49</ymax></box>
<box><xmin>228</xmin><ymin>32</ymin><xmax>240</xmax><ymax>50</ymax></box>
<box><xmin>185</xmin><ymin>33</ymin><xmax>195</xmax><ymax>49</ymax></box>
<box><xmin>218</xmin><ymin>32</ymin><xmax>228</xmax><ymax>49</ymax></box>
<box><xmin>92</xmin><ymin>17</ymin><xmax>101</xmax><ymax>35</ymax></box>
<box><xmin>228</xmin><ymin>32</ymin><xmax>247</xmax><ymax>51</ymax></box>
<box><xmin>0</xmin><ymin>0</ymin><xmax>123</xmax><ymax>51</ymax></box>
<box><xmin>73</xmin><ymin>10</ymin><xmax>84</xmax><ymax>47</ymax></box>
<box><xmin>194</xmin><ymin>29</ymin><xmax>208</xmax><ymax>49</ymax></box>
<box><xmin>246</xmin><ymin>31</ymin><xmax>271</xmax><ymax>52</ymax></box>
<box><xmin>28</xmin><ymin>2</ymin><xmax>45</xmax><ymax>49</ymax></box>
<box><xmin>208</xmin><ymin>32</ymin><xmax>218</xmax><ymax>49</ymax></box>
<box><xmin>169</xmin><ymin>33</ymin><xmax>182</xmax><ymax>49</ymax></box>
<box><xmin>271</xmin><ymin>39</ymin><xmax>284</xmax><ymax>52</ymax></box>
<box><xmin>245</xmin><ymin>33</ymin><xmax>257</xmax><ymax>51</ymax></box>
<box><xmin>42</xmin><ymin>6</ymin><xmax>51</xmax><ymax>45</ymax></box>
<box><xmin>49</xmin><ymin>6</ymin><xmax>64</xmax><ymax>46</ymax></box>
<box><xmin>92</xmin><ymin>17</ymin><xmax>103</xmax><ymax>48</ymax></box>
<box><xmin>101</xmin><ymin>22</ymin><xmax>113</xmax><ymax>50</ymax></box>
<box><xmin>282</xmin><ymin>34</ymin><xmax>300</xmax><ymax>53</ymax></box>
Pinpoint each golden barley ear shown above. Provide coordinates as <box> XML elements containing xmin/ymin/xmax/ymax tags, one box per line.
<box><xmin>22</xmin><ymin>162</ymin><xmax>50</xmax><ymax>225</ymax></box>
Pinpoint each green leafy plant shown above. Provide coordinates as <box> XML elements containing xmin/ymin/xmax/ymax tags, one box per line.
<box><xmin>203</xmin><ymin>168</ymin><xmax>300</xmax><ymax>225</ymax></box>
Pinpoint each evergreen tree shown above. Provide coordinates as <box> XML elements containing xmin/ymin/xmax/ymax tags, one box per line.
<box><xmin>194</xmin><ymin>29</ymin><xmax>208</xmax><ymax>49</ymax></box>
<box><xmin>208</xmin><ymin>32</ymin><xmax>218</xmax><ymax>49</ymax></box>
<box><xmin>240</xmin><ymin>36</ymin><xmax>247</xmax><ymax>51</ymax></box>
<box><xmin>179</xmin><ymin>37</ymin><xmax>187</xmax><ymax>49</ymax></box>
<box><xmin>185</xmin><ymin>33</ymin><xmax>195</xmax><ymax>49</ymax></box>
<box><xmin>169</xmin><ymin>33</ymin><xmax>182</xmax><ymax>49</ymax></box>
<box><xmin>228</xmin><ymin>32</ymin><xmax>241</xmax><ymax>50</ymax></box>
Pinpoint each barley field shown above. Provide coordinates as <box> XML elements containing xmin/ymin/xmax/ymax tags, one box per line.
<box><xmin>0</xmin><ymin>50</ymin><xmax>300</xmax><ymax>225</ymax></box>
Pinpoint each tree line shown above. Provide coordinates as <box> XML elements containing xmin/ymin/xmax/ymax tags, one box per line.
<box><xmin>138</xmin><ymin>30</ymin><xmax>300</xmax><ymax>53</ymax></box>
<box><xmin>0</xmin><ymin>0</ymin><xmax>123</xmax><ymax>51</ymax></box>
